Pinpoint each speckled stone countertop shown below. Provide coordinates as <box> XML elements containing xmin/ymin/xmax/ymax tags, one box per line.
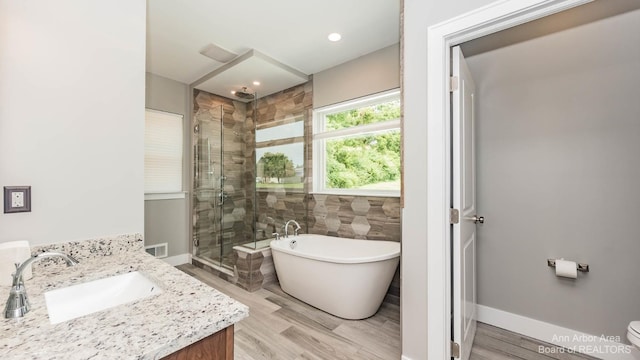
<box><xmin>0</xmin><ymin>234</ymin><xmax>249</xmax><ymax>360</ymax></box>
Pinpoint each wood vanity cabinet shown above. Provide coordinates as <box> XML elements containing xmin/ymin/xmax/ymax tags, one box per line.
<box><xmin>161</xmin><ymin>325</ymin><xmax>234</xmax><ymax>360</ymax></box>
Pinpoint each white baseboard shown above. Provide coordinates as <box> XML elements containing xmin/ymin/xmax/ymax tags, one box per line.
<box><xmin>162</xmin><ymin>253</ymin><xmax>191</xmax><ymax>266</ymax></box>
<box><xmin>477</xmin><ymin>305</ymin><xmax>640</xmax><ymax>360</ymax></box>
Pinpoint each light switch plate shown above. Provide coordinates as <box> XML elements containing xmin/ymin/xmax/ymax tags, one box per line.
<box><xmin>4</xmin><ymin>186</ymin><xmax>31</xmax><ymax>213</ymax></box>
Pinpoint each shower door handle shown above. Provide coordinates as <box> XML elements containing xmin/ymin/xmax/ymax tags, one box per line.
<box><xmin>218</xmin><ymin>191</ymin><xmax>229</xmax><ymax>205</ymax></box>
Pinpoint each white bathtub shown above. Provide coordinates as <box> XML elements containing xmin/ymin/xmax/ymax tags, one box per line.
<box><xmin>270</xmin><ymin>234</ymin><xmax>400</xmax><ymax>319</ymax></box>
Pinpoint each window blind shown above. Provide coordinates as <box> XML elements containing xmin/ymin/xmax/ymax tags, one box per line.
<box><xmin>144</xmin><ymin>109</ymin><xmax>183</xmax><ymax>193</ymax></box>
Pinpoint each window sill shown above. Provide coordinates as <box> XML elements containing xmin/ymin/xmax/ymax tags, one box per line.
<box><xmin>311</xmin><ymin>190</ymin><xmax>400</xmax><ymax>198</ymax></box>
<box><xmin>145</xmin><ymin>192</ymin><xmax>187</xmax><ymax>201</ymax></box>
<box><xmin>256</xmin><ymin>188</ymin><xmax>306</xmax><ymax>193</ymax></box>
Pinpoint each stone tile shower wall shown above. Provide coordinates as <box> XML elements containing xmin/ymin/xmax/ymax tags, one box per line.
<box><xmin>253</xmin><ymin>81</ymin><xmax>313</xmax><ymax>237</ymax></box>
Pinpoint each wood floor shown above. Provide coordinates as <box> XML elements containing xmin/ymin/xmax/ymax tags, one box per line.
<box><xmin>178</xmin><ymin>264</ymin><xmax>401</xmax><ymax>360</ymax></box>
<box><xmin>178</xmin><ymin>264</ymin><xmax>598</xmax><ymax>360</ymax></box>
<box><xmin>471</xmin><ymin>323</ymin><xmax>600</xmax><ymax>360</ymax></box>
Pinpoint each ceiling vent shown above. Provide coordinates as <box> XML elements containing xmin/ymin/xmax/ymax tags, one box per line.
<box><xmin>199</xmin><ymin>43</ymin><xmax>237</xmax><ymax>63</ymax></box>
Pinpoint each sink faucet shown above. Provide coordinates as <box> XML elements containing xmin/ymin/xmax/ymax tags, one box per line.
<box><xmin>283</xmin><ymin>220</ymin><xmax>301</xmax><ymax>238</ymax></box>
<box><xmin>4</xmin><ymin>252</ymin><xmax>79</xmax><ymax>319</ymax></box>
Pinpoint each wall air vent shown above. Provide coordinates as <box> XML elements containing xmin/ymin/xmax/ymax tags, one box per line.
<box><xmin>199</xmin><ymin>43</ymin><xmax>237</xmax><ymax>63</ymax></box>
<box><xmin>145</xmin><ymin>243</ymin><xmax>168</xmax><ymax>259</ymax></box>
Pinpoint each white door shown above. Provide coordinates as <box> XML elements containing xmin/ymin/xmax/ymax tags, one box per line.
<box><xmin>451</xmin><ymin>45</ymin><xmax>479</xmax><ymax>360</ymax></box>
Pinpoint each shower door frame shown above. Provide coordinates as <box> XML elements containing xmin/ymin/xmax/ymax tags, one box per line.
<box><xmin>189</xmin><ymin>88</ymin><xmax>258</xmax><ymax>271</ymax></box>
<box><xmin>191</xmin><ymin>101</ymin><xmax>228</xmax><ymax>268</ymax></box>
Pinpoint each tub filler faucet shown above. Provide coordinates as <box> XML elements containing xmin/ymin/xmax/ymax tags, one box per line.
<box><xmin>4</xmin><ymin>252</ymin><xmax>79</xmax><ymax>319</ymax></box>
<box><xmin>283</xmin><ymin>220</ymin><xmax>301</xmax><ymax>238</ymax></box>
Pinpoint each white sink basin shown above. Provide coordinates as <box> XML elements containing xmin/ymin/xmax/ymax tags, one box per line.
<box><xmin>44</xmin><ymin>271</ymin><xmax>162</xmax><ymax>324</ymax></box>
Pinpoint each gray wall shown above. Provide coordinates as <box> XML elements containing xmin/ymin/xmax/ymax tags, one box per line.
<box><xmin>313</xmin><ymin>43</ymin><xmax>400</xmax><ymax>108</ymax></box>
<box><xmin>144</xmin><ymin>72</ymin><xmax>190</xmax><ymax>256</ymax></box>
<box><xmin>467</xmin><ymin>8</ymin><xmax>640</xmax><ymax>340</ymax></box>
<box><xmin>401</xmin><ymin>1</ymin><xmax>499</xmax><ymax>357</ymax></box>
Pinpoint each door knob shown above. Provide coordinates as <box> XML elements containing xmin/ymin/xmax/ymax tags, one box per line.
<box><xmin>466</xmin><ymin>215</ymin><xmax>484</xmax><ymax>224</ymax></box>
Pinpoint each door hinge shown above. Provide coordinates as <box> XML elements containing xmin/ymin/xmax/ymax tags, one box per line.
<box><xmin>450</xmin><ymin>76</ymin><xmax>459</xmax><ymax>92</ymax></box>
<box><xmin>451</xmin><ymin>341</ymin><xmax>460</xmax><ymax>358</ymax></box>
<box><xmin>449</xmin><ymin>208</ymin><xmax>460</xmax><ymax>224</ymax></box>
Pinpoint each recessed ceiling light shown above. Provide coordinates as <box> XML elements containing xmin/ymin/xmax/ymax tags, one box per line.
<box><xmin>231</xmin><ymin>90</ymin><xmax>236</xmax><ymax>95</ymax></box>
<box><xmin>253</xmin><ymin>81</ymin><xmax>260</xmax><ymax>86</ymax></box>
<box><xmin>328</xmin><ymin>33</ymin><xmax>342</xmax><ymax>42</ymax></box>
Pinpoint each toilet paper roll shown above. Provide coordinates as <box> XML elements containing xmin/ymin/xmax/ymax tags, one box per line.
<box><xmin>555</xmin><ymin>259</ymin><xmax>578</xmax><ymax>279</ymax></box>
<box><xmin>0</xmin><ymin>241</ymin><xmax>32</xmax><ymax>286</ymax></box>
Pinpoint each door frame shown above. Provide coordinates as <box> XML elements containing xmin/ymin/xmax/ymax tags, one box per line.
<box><xmin>425</xmin><ymin>0</ymin><xmax>592</xmax><ymax>359</ymax></box>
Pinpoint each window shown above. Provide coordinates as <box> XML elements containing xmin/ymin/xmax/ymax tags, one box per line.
<box><xmin>256</xmin><ymin>118</ymin><xmax>305</xmax><ymax>191</ymax></box>
<box><xmin>144</xmin><ymin>109</ymin><xmax>183</xmax><ymax>198</ymax></box>
<box><xmin>313</xmin><ymin>89</ymin><xmax>401</xmax><ymax>196</ymax></box>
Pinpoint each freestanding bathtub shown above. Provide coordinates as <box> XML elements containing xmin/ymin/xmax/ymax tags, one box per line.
<box><xmin>270</xmin><ymin>234</ymin><xmax>400</xmax><ymax>320</ymax></box>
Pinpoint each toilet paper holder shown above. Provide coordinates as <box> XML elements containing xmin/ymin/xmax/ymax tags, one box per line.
<box><xmin>547</xmin><ymin>259</ymin><xmax>589</xmax><ymax>272</ymax></box>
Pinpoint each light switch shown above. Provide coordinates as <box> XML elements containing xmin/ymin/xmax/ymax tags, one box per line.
<box><xmin>11</xmin><ymin>192</ymin><xmax>24</xmax><ymax>208</ymax></box>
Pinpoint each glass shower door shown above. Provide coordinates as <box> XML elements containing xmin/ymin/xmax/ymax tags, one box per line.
<box><xmin>192</xmin><ymin>93</ymin><xmax>258</xmax><ymax>269</ymax></box>
<box><xmin>193</xmin><ymin>104</ymin><xmax>225</xmax><ymax>267</ymax></box>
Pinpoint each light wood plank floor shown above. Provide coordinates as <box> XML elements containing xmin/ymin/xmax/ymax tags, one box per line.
<box><xmin>471</xmin><ymin>322</ymin><xmax>600</xmax><ymax>360</ymax></box>
<box><xmin>178</xmin><ymin>264</ymin><xmax>401</xmax><ymax>360</ymax></box>
<box><xmin>178</xmin><ymin>264</ymin><xmax>598</xmax><ymax>360</ymax></box>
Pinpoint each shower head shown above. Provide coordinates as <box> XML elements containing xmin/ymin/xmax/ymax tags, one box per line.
<box><xmin>234</xmin><ymin>87</ymin><xmax>255</xmax><ymax>100</ymax></box>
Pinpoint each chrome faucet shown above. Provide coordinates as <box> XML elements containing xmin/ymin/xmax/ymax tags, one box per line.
<box><xmin>283</xmin><ymin>220</ymin><xmax>301</xmax><ymax>238</ymax></box>
<box><xmin>4</xmin><ymin>252</ymin><xmax>79</xmax><ymax>319</ymax></box>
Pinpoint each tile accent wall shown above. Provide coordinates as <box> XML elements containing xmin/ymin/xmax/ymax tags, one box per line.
<box><xmin>308</xmin><ymin>195</ymin><xmax>401</xmax><ymax>241</ymax></box>
<box><xmin>253</xmin><ymin>81</ymin><xmax>313</xmax><ymax>237</ymax></box>
<box><xmin>255</xmin><ymin>193</ymin><xmax>308</xmax><ymax>239</ymax></box>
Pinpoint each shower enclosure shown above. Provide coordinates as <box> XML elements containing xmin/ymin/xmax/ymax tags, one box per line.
<box><xmin>191</xmin><ymin>81</ymin><xmax>311</xmax><ymax>272</ymax></box>
<box><xmin>192</xmin><ymin>95</ymin><xmax>257</xmax><ymax>269</ymax></box>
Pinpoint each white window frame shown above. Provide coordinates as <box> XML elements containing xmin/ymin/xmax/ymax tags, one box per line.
<box><xmin>255</xmin><ymin>116</ymin><xmax>306</xmax><ymax>192</ymax></box>
<box><xmin>144</xmin><ymin>108</ymin><xmax>185</xmax><ymax>200</ymax></box>
<box><xmin>312</xmin><ymin>89</ymin><xmax>401</xmax><ymax>197</ymax></box>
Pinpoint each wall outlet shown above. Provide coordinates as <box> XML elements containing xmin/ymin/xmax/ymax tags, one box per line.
<box><xmin>12</xmin><ymin>192</ymin><xmax>24</xmax><ymax>207</ymax></box>
<box><xmin>4</xmin><ymin>186</ymin><xmax>31</xmax><ymax>214</ymax></box>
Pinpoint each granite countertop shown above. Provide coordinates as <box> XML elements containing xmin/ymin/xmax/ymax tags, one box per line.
<box><xmin>0</xmin><ymin>234</ymin><xmax>249</xmax><ymax>360</ymax></box>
